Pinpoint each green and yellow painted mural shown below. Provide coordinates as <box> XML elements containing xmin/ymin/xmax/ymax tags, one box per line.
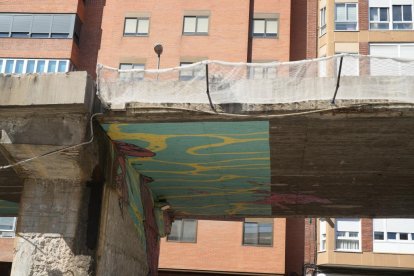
<box><xmin>103</xmin><ymin>121</ymin><xmax>273</xmax><ymax>217</ymax></box>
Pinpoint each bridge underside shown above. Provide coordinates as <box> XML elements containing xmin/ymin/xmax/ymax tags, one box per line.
<box><xmin>101</xmin><ymin>104</ymin><xmax>414</xmax><ymax>218</ymax></box>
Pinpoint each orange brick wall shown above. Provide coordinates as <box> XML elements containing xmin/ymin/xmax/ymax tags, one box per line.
<box><xmin>0</xmin><ymin>0</ymin><xmax>80</xmax><ymax>13</ymax></box>
<box><xmin>0</xmin><ymin>238</ymin><xmax>14</xmax><ymax>262</ymax></box>
<box><xmin>358</xmin><ymin>0</ymin><xmax>369</xmax><ymax>31</ymax></box>
<box><xmin>361</xmin><ymin>218</ymin><xmax>373</xmax><ymax>252</ymax></box>
<box><xmin>306</xmin><ymin>0</ymin><xmax>318</xmax><ymax>59</ymax></box>
<box><xmin>159</xmin><ymin>219</ymin><xmax>286</xmax><ymax>274</ymax></box>
<box><xmin>98</xmin><ymin>0</ymin><xmax>292</xmax><ymax>69</ymax></box>
<box><xmin>251</xmin><ymin>0</ymin><xmax>291</xmax><ymax>62</ymax></box>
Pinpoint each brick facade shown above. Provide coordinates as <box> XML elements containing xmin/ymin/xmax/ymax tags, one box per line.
<box><xmin>361</xmin><ymin>218</ymin><xmax>373</xmax><ymax>252</ymax></box>
<box><xmin>358</xmin><ymin>0</ymin><xmax>369</xmax><ymax>31</ymax></box>
<box><xmin>306</xmin><ymin>0</ymin><xmax>318</xmax><ymax>59</ymax></box>
<box><xmin>159</xmin><ymin>219</ymin><xmax>287</xmax><ymax>275</ymax></box>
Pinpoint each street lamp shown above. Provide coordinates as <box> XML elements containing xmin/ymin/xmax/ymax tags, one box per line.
<box><xmin>154</xmin><ymin>44</ymin><xmax>163</xmax><ymax>70</ymax></box>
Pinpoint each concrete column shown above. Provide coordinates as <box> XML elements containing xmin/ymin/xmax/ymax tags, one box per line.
<box><xmin>11</xmin><ymin>178</ymin><xmax>93</xmax><ymax>276</ymax></box>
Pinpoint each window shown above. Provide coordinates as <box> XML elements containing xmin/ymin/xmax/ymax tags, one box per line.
<box><xmin>179</xmin><ymin>62</ymin><xmax>205</xmax><ymax>81</ymax></box>
<box><xmin>249</xmin><ymin>63</ymin><xmax>277</xmax><ymax>79</ymax></box>
<box><xmin>0</xmin><ymin>217</ymin><xmax>16</xmax><ymax>238</ymax></box>
<box><xmin>370</xmin><ymin>7</ymin><xmax>390</xmax><ymax>29</ymax></box>
<box><xmin>124</xmin><ymin>18</ymin><xmax>150</xmax><ymax>36</ymax></box>
<box><xmin>183</xmin><ymin>16</ymin><xmax>209</xmax><ymax>35</ymax></box>
<box><xmin>320</xmin><ymin>219</ymin><xmax>327</xmax><ymax>251</ymax></box>
<box><xmin>320</xmin><ymin>7</ymin><xmax>327</xmax><ymax>35</ymax></box>
<box><xmin>243</xmin><ymin>221</ymin><xmax>273</xmax><ymax>246</ymax></box>
<box><xmin>374</xmin><ymin>231</ymin><xmax>384</xmax><ymax>240</ymax></box>
<box><xmin>253</xmin><ymin>18</ymin><xmax>278</xmax><ymax>37</ymax></box>
<box><xmin>373</xmin><ymin>219</ymin><xmax>414</xmax><ymax>254</ymax></box>
<box><xmin>335</xmin><ymin>218</ymin><xmax>360</xmax><ymax>251</ymax></box>
<box><xmin>167</xmin><ymin>219</ymin><xmax>197</xmax><ymax>242</ymax></box>
<box><xmin>393</xmin><ymin>5</ymin><xmax>413</xmax><ymax>29</ymax></box>
<box><xmin>335</xmin><ymin>3</ymin><xmax>358</xmax><ymax>31</ymax></box>
<box><xmin>0</xmin><ymin>14</ymin><xmax>76</xmax><ymax>39</ymax></box>
<box><xmin>119</xmin><ymin>63</ymin><xmax>145</xmax><ymax>80</ymax></box>
<box><xmin>370</xmin><ymin>44</ymin><xmax>414</xmax><ymax>75</ymax></box>
<box><xmin>0</xmin><ymin>58</ymin><xmax>70</xmax><ymax>74</ymax></box>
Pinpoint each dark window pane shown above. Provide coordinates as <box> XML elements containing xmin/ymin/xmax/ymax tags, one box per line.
<box><xmin>181</xmin><ymin>220</ymin><xmax>196</xmax><ymax>242</ymax></box>
<box><xmin>380</xmin><ymin>8</ymin><xmax>389</xmax><ymax>21</ymax></box>
<box><xmin>51</xmin><ymin>33</ymin><xmax>69</xmax><ymax>38</ymax></box>
<box><xmin>58</xmin><ymin>61</ymin><xmax>67</xmax><ymax>72</ymax></box>
<box><xmin>11</xmin><ymin>32</ymin><xmax>29</xmax><ymax>37</ymax></box>
<box><xmin>400</xmin><ymin>233</ymin><xmax>408</xmax><ymax>240</ymax></box>
<box><xmin>0</xmin><ymin>32</ymin><xmax>9</xmax><ymax>37</ymax></box>
<box><xmin>374</xmin><ymin>231</ymin><xmax>384</xmax><ymax>240</ymax></box>
<box><xmin>15</xmin><ymin>60</ymin><xmax>24</xmax><ymax>73</ymax></box>
<box><xmin>36</xmin><ymin>60</ymin><xmax>45</xmax><ymax>73</ymax></box>
<box><xmin>27</xmin><ymin>60</ymin><xmax>35</xmax><ymax>73</ymax></box>
<box><xmin>393</xmin><ymin>6</ymin><xmax>402</xmax><ymax>21</ymax></box>
<box><xmin>5</xmin><ymin>60</ymin><xmax>14</xmax><ymax>73</ymax></box>
<box><xmin>387</xmin><ymin>232</ymin><xmax>397</xmax><ymax>240</ymax></box>
<box><xmin>403</xmin><ymin>5</ymin><xmax>412</xmax><ymax>21</ymax></box>
<box><xmin>243</xmin><ymin>223</ymin><xmax>258</xmax><ymax>245</ymax></box>
<box><xmin>0</xmin><ymin>217</ymin><xmax>15</xmax><ymax>231</ymax></box>
<box><xmin>31</xmin><ymin>33</ymin><xmax>49</xmax><ymax>38</ymax></box>
<box><xmin>167</xmin><ymin>220</ymin><xmax>182</xmax><ymax>241</ymax></box>
<box><xmin>48</xmin><ymin>61</ymin><xmax>57</xmax><ymax>72</ymax></box>
<box><xmin>259</xmin><ymin>223</ymin><xmax>273</xmax><ymax>245</ymax></box>
<box><xmin>370</xmin><ymin>8</ymin><xmax>377</xmax><ymax>21</ymax></box>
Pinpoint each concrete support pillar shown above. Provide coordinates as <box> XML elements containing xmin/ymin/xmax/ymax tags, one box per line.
<box><xmin>11</xmin><ymin>178</ymin><xmax>93</xmax><ymax>276</ymax></box>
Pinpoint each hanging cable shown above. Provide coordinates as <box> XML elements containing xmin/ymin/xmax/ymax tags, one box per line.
<box><xmin>0</xmin><ymin>113</ymin><xmax>103</xmax><ymax>171</ymax></box>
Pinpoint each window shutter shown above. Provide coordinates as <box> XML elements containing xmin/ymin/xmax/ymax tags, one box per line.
<box><xmin>32</xmin><ymin>15</ymin><xmax>52</xmax><ymax>34</ymax></box>
<box><xmin>11</xmin><ymin>15</ymin><xmax>32</xmax><ymax>33</ymax></box>
<box><xmin>184</xmin><ymin>17</ymin><xmax>196</xmax><ymax>33</ymax></box>
<box><xmin>373</xmin><ymin>219</ymin><xmax>385</xmax><ymax>232</ymax></box>
<box><xmin>137</xmin><ymin>19</ymin><xmax>149</xmax><ymax>34</ymax></box>
<box><xmin>386</xmin><ymin>219</ymin><xmax>414</xmax><ymax>233</ymax></box>
<box><xmin>196</xmin><ymin>17</ymin><xmax>209</xmax><ymax>33</ymax></box>
<box><xmin>253</xmin><ymin>19</ymin><xmax>265</xmax><ymax>34</ymax></box>
<box><xmin>52</xmin><ymin>15</ymin><xmax>73</xmax><ymax>34</ymax></box>
<box><xmin>336</xmin><ymin>218</ymin><xmax>360</xmax><ymax>232</ymax></box>
<box><xmin>320</xmin><ymin>220</ymin><xmax>327</xmax><ymax>235</ymax></box>
<box><xmin>124</xmin><ymin>18</ymin><xmax>137</xmax><ymax>34</ymax></box>
<box><xmin>0</xmin><ymin>15</ymin><xmax>12</xmax><ymax>33</ymax></box>
<box><xmin>266</xmin><ymin>20</ymin><xmax>278</xmax><ymax>35</ymax></box>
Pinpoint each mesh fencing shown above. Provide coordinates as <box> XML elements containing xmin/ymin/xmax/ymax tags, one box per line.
<box><xmin>97</xmin><ymin>54</ymin><xmax>414</xmax><ymax>110</ymax></box>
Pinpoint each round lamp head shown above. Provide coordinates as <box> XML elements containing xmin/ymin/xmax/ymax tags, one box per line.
<box><xmin>154</xmin><ymin>44</ymin><xmax>163</xmax><ymax>57</ymax></box>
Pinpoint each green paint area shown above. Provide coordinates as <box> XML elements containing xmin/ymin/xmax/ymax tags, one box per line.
<box><xmin>0</xmin><ymin>200</ymin><xmax>19</xmax><ymax>216</ymax></box>
<box><xmin>103</xmin><ymin>121</ymin><xmax>271</xmax><ymax>218</ymax></box>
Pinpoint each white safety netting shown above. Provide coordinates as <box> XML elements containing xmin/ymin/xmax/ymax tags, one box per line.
<box><xmin>97</xmin><ymin>54</ymin><xmax>414</xmax><ymax>110</ymax></box>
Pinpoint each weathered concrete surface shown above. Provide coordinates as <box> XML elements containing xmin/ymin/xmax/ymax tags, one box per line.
<box><xmin>11</xmin><ymin>178</ymin><xmax>93</xmax><ymax>276</ymax></box>
<box><xmin>0</xmin><ymin>72</ymin><xmax>94</xmax><ymax>108</ymax></box>
<box><xmin>101</xmin><ymin>103</ymin><xmax>414</xmax><ymax>217</ymax></box>
<box><xmin>96</xmin><ymin>186</ymin><xmax>149</xmax><ymax>276</ymax></box>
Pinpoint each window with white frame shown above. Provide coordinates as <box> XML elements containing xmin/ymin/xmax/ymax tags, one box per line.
<box><xmin>335</xmin><ymin>3</ymin><xmax>358</xmax><ymax>31</ymax></box>
<box><xmin>0</xmin><ymin>58</ymin><xmax>70</xmax><ymax>74</ymax></box>
<box><xmin>253</xmin><ymin>18</ymin><xmax>278</xmax><ymax>37</ymax></box>
<box><xmin>320</xmin><ymin>7</ymin><xmax>327</xmax><ymax>35</ymax></box>
<box><xmin>369</xmin><ymin>0</ymin><xmax>414</xmax><ymax>30</ymax></box>
<box><xmin>183</xmin><ymin>16</ymin><xmax>209</xmax><ymax>35</ymax></box>
<box><xmin>0</xmin><ymin>14</ymin><xmax>77</xmax><ymax>39</ymax></box>
<box><xmin>0</xmin><ymin>217</ymin><xmax>17</xmax><ymax>238</ymax></box>
<box><xmin>243</xmin><ymin>221</ymin><xmax>273</xmax><ymax>246</ymax></box>
<box><xmin>335</xmin><ymin>218</ymin><xmax>360</xmax><ymax>251</ymax></box>
<box><xmin>119</xmin><ymin>63</ymin><xmax>145</xmax><ymax>80</ymax></box>
<box><xmin>373</xmin><ymin>219</ymin><xmax>414</xmax><ymax>254</ymax></box>
<box><xmin>167</xmin><ymin>219</ymin><xmax>197</xmax><ymax>242</ymax></box>
<box><xmin>370</xmin><ymin>7</ymin><xmax>390</xmax><ymax>29</ymax></box>
<box><xmin>392</xmin><ymin>5</ymin><xmax>413</xmax><ymax>29</ymax></box>
<box><xmin>320</xmin><ymin>219</ymin><xmax>327</xmax><ymax>251</ymax></box>
<box><xmin>123</xmin><ymin>18</ymin><xmax>150</xmax><ymax>36</ymax></box>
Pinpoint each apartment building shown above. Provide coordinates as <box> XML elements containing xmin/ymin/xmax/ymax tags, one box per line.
<box><xmin>159</xmin><ymin>218</ymin><xmax>304</xmax><ymax>276</ymax></box>
<box><xmin>97</xmin><ymin>0</ymin><xmax>292</xmax><ymax>71</ymax></box>
<box><xmin>0</xmin><ymin>0</ymin><xmax>104</xmax><ymax>77</ymax></box>
<box><xmin>315</xmin><ymin>218</ymin><xmax>414</xmax><ymax>275</ymax></box>
<box><xmin>317</xmin><ymin>0</ymin><xmax>414</xmax><ymax>59</ymax></box>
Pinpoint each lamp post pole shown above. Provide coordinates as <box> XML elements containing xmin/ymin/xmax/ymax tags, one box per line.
<box><xmin>154</xmin><ymin>44</ymin><xmax>163</xmax><ymax>80</ymax></box>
